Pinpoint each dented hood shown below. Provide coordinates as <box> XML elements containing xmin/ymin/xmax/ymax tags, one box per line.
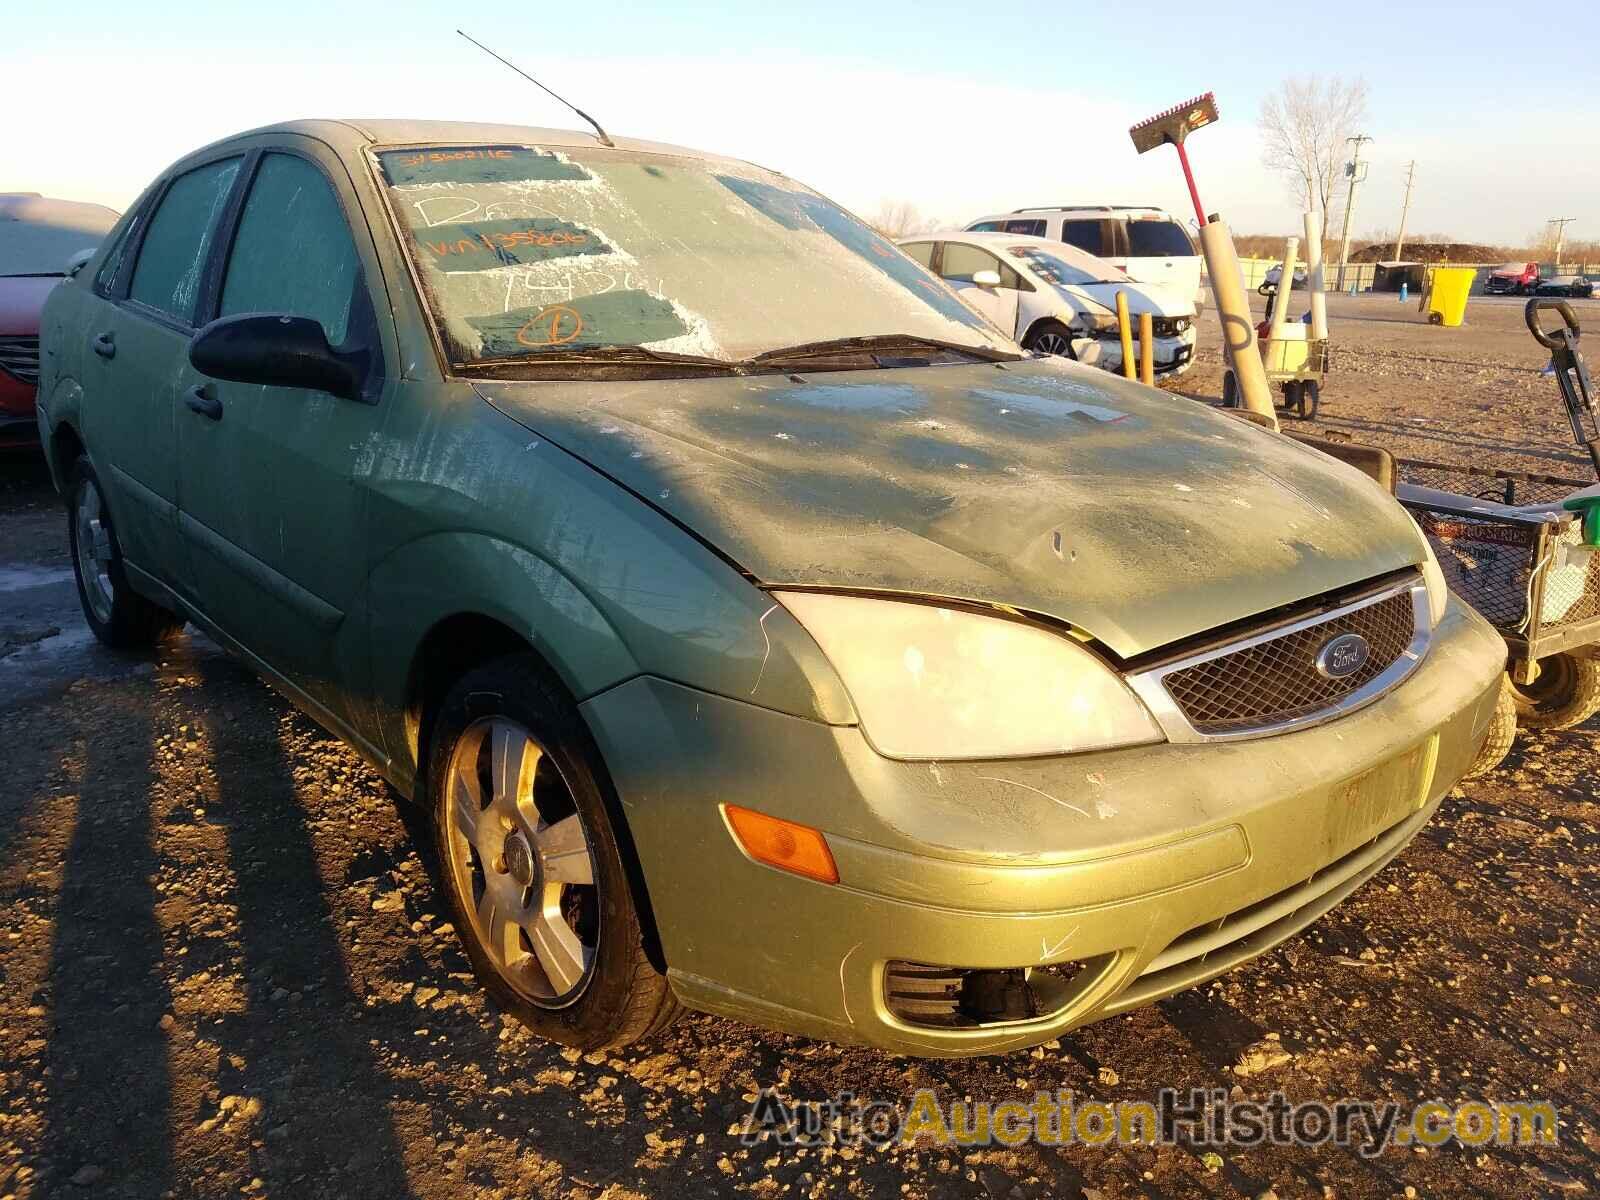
<box><xmin>476</xmin><ymin>359</ymin><xmax>1423</xmax><ymax>658</ymax></box>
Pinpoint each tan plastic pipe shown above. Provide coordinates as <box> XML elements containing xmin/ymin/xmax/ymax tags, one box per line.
<box><xmin>1199</xmin><ymin>217</ymin><xmax>1276</xmax><ymax>426</ymax></box>
<box><xmin>1269</xmin><ymin>236</ymin><xmax>1300</xmax><ymax>340</ymax></box>
<box><xmin>1304</xmin><ymin>210</ymin><xmax>1328</xmax><ymax>342</ymax></box>
<box><xmin>1115</xmin><ymin>291</ymin><xmax>1136</xmax><ymax>379</ymax></box>
<box><xmin>1138</xmin><ymin>311</ymin><xmax>1154</xmax><ymax>385</ymax></box>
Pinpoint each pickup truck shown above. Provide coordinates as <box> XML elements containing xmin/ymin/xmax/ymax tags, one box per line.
<box><xmin>1484</xmin><ymin>261</ymin><xmax>1539</xmax><ymax>295</ymax></box>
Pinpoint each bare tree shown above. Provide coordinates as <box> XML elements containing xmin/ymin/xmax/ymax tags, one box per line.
<box><xmin>1258</xmin><ymin>77</ymin><xmax>1370</xmax><ymax>224</ymax></box>
<box><xmin>867</xmin><ymin>200</ymin><xmax>942</xmax><ymax>239</ymax></box>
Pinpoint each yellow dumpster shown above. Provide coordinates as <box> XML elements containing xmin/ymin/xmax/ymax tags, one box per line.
<box><xmin>1427</xmin><ymin>266</ymin><xmax>1475</xmax><ymax>327</ymax></box>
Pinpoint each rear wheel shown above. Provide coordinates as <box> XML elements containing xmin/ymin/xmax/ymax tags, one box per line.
<box><xmin>1023</xmin><ymin>321</ymin><xmax>1076</xmax><ymax>359</ymax></box>
<box><xmin>1301</xmin><ymin>379</ymin><xmax>1320</xmax><ymax>419</ymax></box>
<box><xmin>67</xmin><ymin>456</ymin><xmax>183</xmax><ymax>649</ymax></box>
<box><xmin>427</xmin><ymin>655</ymin><xmax>679</xmax><ymax>1050</ymax></box>
<box><xmin>1508</xmin><ymin>652</ymin><xmax>1600</xmax><ymax>730</ymax></box>
<box><xmin>1281</xmin><ymin>380</ymin><xmax>1303</xmax><ymax>416</ymax></box>
<box><xmin>1464</xmin><ymin>678</ymin><xmax>1517</xmax><ymax>778</ymax></box>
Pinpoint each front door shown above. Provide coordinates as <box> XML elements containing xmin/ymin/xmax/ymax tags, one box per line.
<box><xmin>82</xmin><ymin>156</ymin><xmax>243</xmax><ymax>587</ymax></box>
<box><xmin>177</xmin><ymin>146</ymin><xmax>391</xmax><ymax>728</ymax></box>
<box><xmin>937</xmin><ymin>242</ymin><xmax>1022</xmax><ymax>339</ymax></box>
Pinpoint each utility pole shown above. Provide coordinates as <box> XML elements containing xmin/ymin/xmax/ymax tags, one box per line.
<box><xmin>1548</xmin><ymin>216</ymin><xmax>1577</xmax><ymax>269</ymax></box>
<box><xmin>1393</xmin><ymin>160</ymin><xmax>1416</xmax><ymax>261</ymax></box>
<box><xmin>1335</xmin><ymin>133</ymin><xmax>1373</xmax><ymax>292</ymax></box>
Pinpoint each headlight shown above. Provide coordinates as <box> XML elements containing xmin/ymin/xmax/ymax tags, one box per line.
<box><xmin>773</xmin><ymin>591</ymin><xmax>1162</xmax><ymax>759</ymax></box>
<box><xmin>1418</xmin><ymin>536</ymin><xmax>1449</xmax><ymax>628</ymax></box>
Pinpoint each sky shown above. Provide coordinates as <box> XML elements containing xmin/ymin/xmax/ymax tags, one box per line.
<box><xmin>6</xmin><ymin>0</ymin><xmax>1596</xmax><ymax>248</ymax></box>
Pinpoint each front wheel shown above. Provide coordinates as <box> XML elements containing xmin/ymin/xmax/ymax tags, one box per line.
<box><xmin>1301</xmin><ymin>379</ymin><xmax>1320</xmax><ymax>419</ymax></box>
<box><xmin>1508</xmin><ymin>653</ymin><xmax>1600</xmax><ymax>730</ymax></box>
<box><xmin>67</xmin><ymin>456</ymin><xmax>183</xmax><ymax>649</ymax></box>
<box><xmin>427</xmin><ymin>655</ymin><xmax>679</xmax><ymax>1050</ymax></box>
<box><xmin>1023</xmin><ymin>321</ymin><xmax>1076</xmax><ymax>359</ymax></box>
<box><xmin>1464</xmin><ymin>679</ymin><xmax>1517</xmax><ymax>778</ymax></box>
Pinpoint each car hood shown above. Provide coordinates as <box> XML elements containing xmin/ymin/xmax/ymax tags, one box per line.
<box><xmin>1056</xmin><ymin>281</ymin><xmax>1192</xmax><ymax>321</ymax></box>
<box><xmin>0</xmin><ymin>275</ymin><xmax>61</xmax><ymax>335</ymax></box>
<box><xmin>477</xmin><ymin>359</ymin><xmax>1423</xmax><ymax>658</ymax></box>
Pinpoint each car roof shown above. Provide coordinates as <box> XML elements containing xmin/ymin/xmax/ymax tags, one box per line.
<box><xmin>899</xmin><ymin>230</ymin><xmax>1132</xmax><ymax>281</ymax></box>
<box><xmin>965</xmin><ymin>206</ymin><xmax>1172</xmax><ymax>224</ymax></box>
<box><xmin>175</xmin><ymin>119</ymin><xmax>766</xmax><ymax>174</ymax></box>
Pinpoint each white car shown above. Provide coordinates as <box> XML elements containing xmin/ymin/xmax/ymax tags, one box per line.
<box><xmin>963</xmin><ymin>205</ymin><xmax>1204</xmax><ymax>314</ymax></box>
<box><xmin>899</xmin><ymin>232</ymin><xmax>1197</xmax><ymax>378</ymax></box>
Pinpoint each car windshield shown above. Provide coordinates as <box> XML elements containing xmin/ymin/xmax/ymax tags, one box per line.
<box><xmin>1495</xmin><ymin>262</ymin><xmax>1528</xmax><ymax>273</ymax></box>
<box><xmin>1125</xmin><ymin>218</ymin><xmax>1195</xmax><ymax>257</ymax></box>
<box><xmin>1007</xmin><ymin>245</ymin><xmax>1126</xmax><ymax>287</ymax></box>
<box><xmin>0</xmin><ymin>196</ymin><xmax>119</xmax><ymax>276</ymax></box>
<box><xmin>373</xmin><ymin>143</ymin><xmax>1008</xmax><ymax>369</ymax></box>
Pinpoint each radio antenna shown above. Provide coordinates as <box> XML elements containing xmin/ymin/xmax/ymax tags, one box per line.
<box><xmin>456</xmin><ymin>29</ymin><xmax>615</xmax><ymax>147</ymax></box>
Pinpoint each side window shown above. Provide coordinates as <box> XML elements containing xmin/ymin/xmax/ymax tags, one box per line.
<box><xmin>966</xmin><ymin>221</ymin><xmax>1002</xmax><ymax>232</ymax></box>
<box><xmin>94</xmin><ymin>204</ymin><xmax>146</xmax><ymax>297</ymax></box>
<box><xmin>127</xmin><ymin>158</ymin><xmax>242</xmax><ymax>321</ymax></box>
<box><xmin>940</xmin><ymin>243</ymin><xmax>1004</xmax><ymax>284</ymax></box>
<box><xmin>1058</xmin><ymin>220</ymin><xmax>1105</xmax><ymax>256</ymax></box>
<box><xmin>221</xmin><ymin>154</ymin><xmax>362</xmax><ymax>346</ymax></box>
<box><xmin>900</xmin><ymin>242</ymin><xmax>935</xmax><ymax>268</ymax></box>
<box><xmin>1000</xmin><ymin>219</ymin><xmax>1046</xmax><ymax>237</ymax></box>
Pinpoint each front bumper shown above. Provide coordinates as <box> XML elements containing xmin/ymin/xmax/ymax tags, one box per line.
<box><xmin>581</xmin><ymin>596</ymin><xmax>1504</xmax><ymax>1056</ymax></box>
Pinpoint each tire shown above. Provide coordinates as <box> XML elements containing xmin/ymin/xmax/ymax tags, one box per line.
<box><xmin>1281</xmin><ymin>380</ymin><xmax>1303</xmax><ymax>416</ymax></box>
<box><xmin>1301</xmin><ymin>379</ymin><xmax>1320</xmax><ymax>419</ymax></box>
<box><xmin>1464</xmin><ymin>679</ymin><xmax>1517</xmax><ymax>778</ymax></box>
<box><xmin>1220</xmin><ymin>370</ymin><xmax>1239</xmax><ymax>408</ymax></box>
<box><xmin>1508</xmin><ymin>652</ymin><xmax>1600</xmax><ymax>730</ymax></box>
<box><xmin>426</xmin><ymin>654</ymin><xmax>679</xmax><ymax>1050</ymax></box>
<box><xmin>67</xmin><ymin>456</ymin><xmax>184</xmax><ymax>649</ymax></box>
<box><xmin>1023</xmin><ymin>321</ymin><xmax>1076</xmax><ymax>359</ymax></box>
<box><xmin>1428</xmin><ymin>311</ymin><xmax>1444</xmax><ymax>325</ymax></box>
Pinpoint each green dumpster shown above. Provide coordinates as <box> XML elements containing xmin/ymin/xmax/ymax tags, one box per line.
<box><xmin>1427</xmin><ymin>266</ymin><xmax>1475</xmax><ymax>327</ymax></box>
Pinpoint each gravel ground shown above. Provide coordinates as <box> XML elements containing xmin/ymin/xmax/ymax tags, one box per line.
<box><xmin>2</xmin><ymin>296</ymin><xmax>1599</xmax><ymax>1199</ymax></box>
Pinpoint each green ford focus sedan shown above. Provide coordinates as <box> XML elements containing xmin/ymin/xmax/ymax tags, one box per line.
<box><xmin>36</xmin><ymin>120</ymin><xmax>1506</xmax><ymax>1056</ymax></box>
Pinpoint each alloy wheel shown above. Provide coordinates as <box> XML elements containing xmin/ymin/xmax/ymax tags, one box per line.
<box><xmin>74</xmin><ymin>479</ymin><xmax>115</xmax><ymax>625</ymax></box>
<box><xmin>443</xmin><ymin>717</ymin><xmax>599</xmax><ymax>1006</ymax></box>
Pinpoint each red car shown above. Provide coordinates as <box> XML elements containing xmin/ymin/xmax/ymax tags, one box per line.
<box><xmin>1</xmin><ymin>194</ymin><xmax>120</xmax><ymax>450</ymax></box>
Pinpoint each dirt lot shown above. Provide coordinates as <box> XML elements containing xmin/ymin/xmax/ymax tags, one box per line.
<box><xmin>3</xmin><ymin>294</ymin><xmax>1599</xmax><ymax>1199</ymax></box>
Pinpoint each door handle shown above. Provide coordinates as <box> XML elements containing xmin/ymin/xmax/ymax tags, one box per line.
<box><xmin>92</xmin><ymin>331</ymin><xmax>116</xmax><ymax>359</ymax></box>
<box><xmin>184</xmin><ymin>384</ymin><xmax>223</xmax><ymax>421</ymax></box>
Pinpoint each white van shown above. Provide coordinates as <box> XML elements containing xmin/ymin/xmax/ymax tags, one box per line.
<box><xmin>965</xmin><ymin>206</ymin><xmax>1204</xmax><ymax>314</ymax></box>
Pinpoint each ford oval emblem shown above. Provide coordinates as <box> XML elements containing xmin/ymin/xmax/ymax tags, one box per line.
<box><xmin>1315</xmin><ymin>632</ymin><xmax>1370</xmax><ymax>679</ymax></box>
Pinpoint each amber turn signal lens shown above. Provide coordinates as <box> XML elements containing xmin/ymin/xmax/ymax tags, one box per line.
<box><xmin>725</xmin><ymin>805</ymin><xmax>839</xmax><ymax>884</ymax></box>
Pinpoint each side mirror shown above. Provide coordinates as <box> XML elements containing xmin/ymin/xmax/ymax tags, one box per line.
<box><xmin>65</xmin><ymin>248</ymin><xmax>96</xmax><ymax>278</ymax></box>
<box><xmin>189</xmin><ymin>313</ymin><xmax>367</xmax><ymax>401</ymax></box>
<box><xmin>972</xmin><ymin>269</ymin><xmax>1002</xmax><ymax>289</ymax></box>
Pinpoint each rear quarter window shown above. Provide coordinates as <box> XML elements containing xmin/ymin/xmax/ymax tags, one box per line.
<box><xmin>1059</xmin><ymin>220</ymin><xmax>1105</xmax><ymax>256</ymax></box>
<box><xmin>1126</xmin><ymin>219</ymin><xmax>1195</xmax><ymax>257</ymax></box>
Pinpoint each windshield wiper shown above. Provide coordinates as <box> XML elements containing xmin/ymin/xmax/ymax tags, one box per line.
<box><xmin>748</xmin><ymin>334</ymin><xmax>1018</xmax><ymax>368</ymax></box>
<box><xmin>462</xmin><ymin>344</ymin><xmax>740</xmax><ymax>375</ymax></box>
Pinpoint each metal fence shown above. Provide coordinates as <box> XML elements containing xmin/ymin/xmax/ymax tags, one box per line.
<box><xmin>1219</xmin><ymin>258</ymin><xmax>1595</xmax><ymax>296</ymax></box>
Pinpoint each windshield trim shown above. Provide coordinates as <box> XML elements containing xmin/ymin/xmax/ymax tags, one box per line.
<box><xmin>365</xmin><ymin>139</ymin><xmax>1011</xmax><ymax>379</ymax></box>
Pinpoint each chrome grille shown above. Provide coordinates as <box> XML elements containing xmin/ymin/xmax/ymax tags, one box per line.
<box><xmin>1128</xmin><ymin>578</ymin><xmax>1429</xmax><ymax>741</ymax></box>
<box><xmin>0</xmin><ymin>336</ymin><xmax>41</xmax><ymax>385</ymax></box>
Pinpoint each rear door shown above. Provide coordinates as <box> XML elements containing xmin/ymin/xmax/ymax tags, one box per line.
<box><xmin>177</xmin><ymin>142</ymin><xmax>392</xmax><ymax>726</ymax></box>
<box><xmin>80</xmin><ymin>156</ymin><xmax>243</xmax><ymax>585</ymax></box>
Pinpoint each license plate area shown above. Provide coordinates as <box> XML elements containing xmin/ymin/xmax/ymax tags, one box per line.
<box><xmin>1322</xmin><ymin>736</ymin><xmax>1438</xmax><ymax>860</ymax></box>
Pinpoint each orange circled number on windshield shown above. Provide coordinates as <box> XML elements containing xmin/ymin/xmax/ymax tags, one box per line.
<box><xmin>516</xmin><ymin>305</ymin><xmax>584</xmax><ymax>347</ymax></box>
